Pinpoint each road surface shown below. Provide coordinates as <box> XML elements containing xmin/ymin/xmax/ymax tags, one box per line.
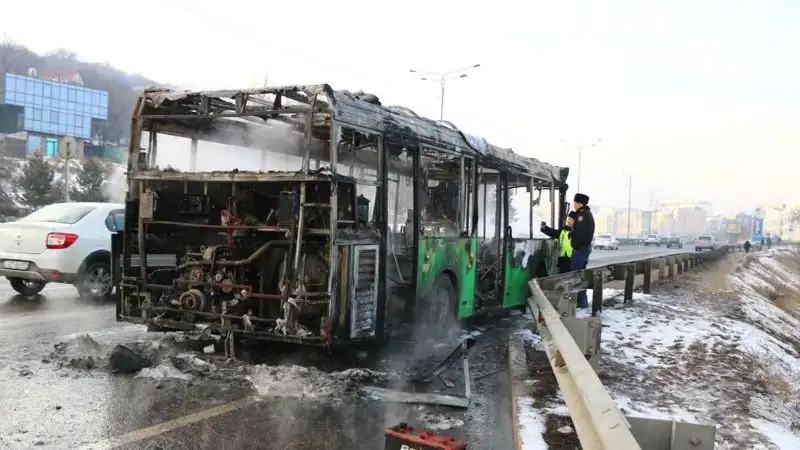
<box><xmin>0</xmin><ymin>280</ymin><xmax>524</xmax><ymax>449</ymax></box>
<box><xmin>0</xmin><ymin>244</ymin><xmax>694</xmax><ymax>449</ymax></box>
<box><xmin>587</xmin><ymin>244</ymin><xmax>690</xmax><ymax>269</ymax></box>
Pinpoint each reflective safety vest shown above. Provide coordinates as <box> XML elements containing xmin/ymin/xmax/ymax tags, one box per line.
<box><xmin>559</xmin><ymin>229</ymin><xmax>573</xmax><ymax>257</ymax></box>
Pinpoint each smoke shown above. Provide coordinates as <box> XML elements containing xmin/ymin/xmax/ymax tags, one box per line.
<box><xmin>103</xmin><ymin>163</ymin><xmax>127</xmax><ymax>203</ymax></box>
<box><xmin>143</xmin><ymin>121</ymin><xmax>310</xmax><ymax>173</ymax></box>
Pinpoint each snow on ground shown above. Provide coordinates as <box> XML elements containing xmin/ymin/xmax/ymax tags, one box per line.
<box><xmin>520</xmin><ymin>247</ymin><xmax>800</xmax><ymax>449</ymax></box>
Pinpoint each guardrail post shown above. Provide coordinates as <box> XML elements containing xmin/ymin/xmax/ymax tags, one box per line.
<box><xmin>658</xmin><ymin>259</ymin><xmax>666</xmax><ymax>283</ymax></box>
<box><xmin>642</xmin><ymin>259</ymin><xmax>652</xmax><ymax>294</ymax></box>
<box><xmin>613</xmin><ymin>264</ymin><xmax>626</xmax><ymax>280</ymax></box>
<box><xmin>626</xmin><ymin>416</ymin><xmax>716</xmax><ymax>450</ymax></box>
<box><xmin>667</xmin><ymin>257</ymin><xmax>675</xmax><ymax>280</ymax></box>
<box><xmin>543</xmin><ymin>289</ymin><xmax>576</xmax><ymax>319</ymax></box>
<box><xmin>592</xmin><ymin>270</ymin><xmax>603</xmax><ymax>317</ymax></box>
<box><xmin>677</xmin><ymin>255</ymin><xmax>684</xmax><ymax>275</ymax></box>
<box><xmin>624</xmin><ymin>263</ymin><xmax>635</xmax><ymax>303</ymax></box>
<box><xmin>683</xmin><ymin>258</ymin><xmax>689</xmax><ymax>273</ymax></box>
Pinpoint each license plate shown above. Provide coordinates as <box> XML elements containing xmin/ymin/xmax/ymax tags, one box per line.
<box><xmin>3</xmin><ymin>260</ymin><xmax>29</xmax><ymax>270</ymax></box>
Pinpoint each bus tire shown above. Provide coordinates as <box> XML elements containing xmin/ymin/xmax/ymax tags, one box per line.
<box><xmin>416</xmin><ymin>273</ymin><xmax>460</xmax><ymax>335</ymax></box>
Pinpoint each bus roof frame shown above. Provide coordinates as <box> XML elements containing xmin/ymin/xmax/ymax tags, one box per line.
<box><xmin>134</xmin><ymin>84</ymin><xmax>568</xmax><ymax>188</ymax></box>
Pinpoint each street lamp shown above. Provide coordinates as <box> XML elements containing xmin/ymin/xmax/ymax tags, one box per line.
<box><xmin>560</xmin><ymin>138</ymin><xmax>602</xmax><ymax>193</ymax></box>
<box><xmin>409</xmin><ymin>63</ymin><xmax>481</xmax><ymax>120</ymax></box>
<box><xmin>625</xmin><ymin>173</ymin><xmax>633</xmax><ymax>239</ymax></box>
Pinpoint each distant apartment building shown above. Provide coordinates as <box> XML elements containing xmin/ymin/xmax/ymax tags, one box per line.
<box><xmin>0</xmin><ymin>71</ymin><xmax>108</xmax><ymax>159</ymax></box>
<box><xmin>641</xmin><ymin>210</ymin><xmax>653</xmax><ymax>234</ymax></box>
<box><xmin>651</xmin><ymin>202</ymin><xmax>708</xmax><ymax>236</ymax></box>
<box><xmin>592</xmin><ymin>207</ymin><xmax>645</xmax><ymax>237</ymax></box>
<box><xmin>707</xmin><ymin>215</ymin><xmax>723</xmax><ymax>234</ymax></box>
<box><xmin>760</xmin><ymin>205</ymin><xmax>786</xmax><ymax>238</ymax></box>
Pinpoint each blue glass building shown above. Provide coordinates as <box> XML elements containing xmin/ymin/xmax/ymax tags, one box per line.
<box><xmin>2</xmin><ymin>72</ymin><xmax>109</xmax><ymax>156</ymax></box>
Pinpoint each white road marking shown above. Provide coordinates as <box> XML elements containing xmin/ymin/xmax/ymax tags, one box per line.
<box><xmin>79</xmin><ymin>396</ymin><xmax>257</xmax><ymax>449</ymax></box>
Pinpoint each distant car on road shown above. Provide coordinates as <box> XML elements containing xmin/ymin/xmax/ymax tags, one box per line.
<box><xmin>694</xmin><ymin>234</ymin><xmax>717</xmax><ymax>252</ymax></box>
<box><xmin>666</xmin><ymin>236</ymin><xmax>683</xmax><ymax>249</ymax></box>
<box><xmin>644</xmin><ymin>234</ymin><xmax>661</xmax><ymax>246</ymax></box>
<box><xmin>593</xmin><ymin>234</ymin><xmax>620</xmax><ymax>250</ymax></box>
<box><xmin>0</xmin><ymin>202</ymin><xmax>124</xmax><ymax>298</ymax></box>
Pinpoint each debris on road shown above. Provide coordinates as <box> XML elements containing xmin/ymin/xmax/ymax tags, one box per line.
<box><xmin>420</xmin><ymin>412</ymin><xmax>465</xmax><ymax>431</ymax></box>
<box><xmin>247</xmin><ymin>364</ymin><xmax>395</xmax><ymax>399</ymax></box>
<box><xmin>49</xmin><ymin>334</ymin><xmax>105</xmax><ymax>370</ymax></box>
<box><xmin>108</xmin><ymin>341</ymin><xmax>159</xmax><ymax>374</ymax></box>
<box><xmin>362</xmin><ymin>386</ymin><xmax>470</xmax><ymax>408</ymax></box>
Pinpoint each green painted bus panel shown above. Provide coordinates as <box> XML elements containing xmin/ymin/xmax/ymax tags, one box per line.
<box><xmin>502</xmin><ymin>238</ymin><xmax>555</xmax><ymax>308</ymax></box>
<box><xmin>415</xmin><ymin>237</ymin><xmax>478</xmax><ymax>319</ymax></box>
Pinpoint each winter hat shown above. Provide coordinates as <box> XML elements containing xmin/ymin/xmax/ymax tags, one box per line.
<box><xmin>574</xmin><ymin>193</ymin><xmax>589</xmax><ymax>205</ymax></box>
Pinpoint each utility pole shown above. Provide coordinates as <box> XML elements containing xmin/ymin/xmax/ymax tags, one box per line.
<box><xmin>560</xmin><ymin>138</ymin><xmax>602</xmax><ymax>193</ymax></box>
<box><xmin>627</xmin><ymin>174</ymin><xmax>632</xmax><ymax>239</ymax></box>
<box><xmin>62</xmin><ymin>141</ymin><xmax>72</xmax><ymax>202</ymax></box>
<box><xmin>410</xmin><ymin>64</ymin><xmax>480</xmax><ymax>120</ymax></box>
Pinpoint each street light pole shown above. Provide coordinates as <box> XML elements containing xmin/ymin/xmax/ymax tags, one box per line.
<box><xmin>627</xmin><ymin>174</ymin><xmax>632</xmax><ymax>239</ymax></box>
<box><xmin>410</xmin><ymin>64</ymin><xmax>480</xmax><ymax>120</ymax></box>
<box><xmin>439</xmin><ymin>78</ymin><xmax>445</xmax><ymax>121</ymax></box>
<box><xmin>560</xmin><ymin>138</ymin><xmax>601</xmax><ymax>193</ymax></box>
<box><xmin>63</xmin><ymin>142</ymin><xmax>72</xmax><ymax>203</ymax></box>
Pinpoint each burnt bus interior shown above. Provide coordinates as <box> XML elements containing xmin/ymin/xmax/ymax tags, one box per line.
<box><xmin>114</xmin><ymin>85</ymin><xmax>567</xmax><ymax>347</ymax></box>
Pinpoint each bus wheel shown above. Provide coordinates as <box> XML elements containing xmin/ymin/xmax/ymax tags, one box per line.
<box><xmin>417</xmin><ymin>274</ymin><xmax>460</xmax><ymax>335</ymax></box>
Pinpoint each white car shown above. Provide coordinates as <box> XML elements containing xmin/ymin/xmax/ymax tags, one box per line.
<box><xmin>694</xmin><ymin>234</ymin><xmax>717</xmax><ymax>252</ymax></box>
<box><xmin>0</xmin><ymin>202</ymin><xmax>124</xmax><ymax>298</ymax></box>
<box><xmin>644</xmin><ymin>234</ymin><xmax>661</xmax><ymax>246</ymax></box>
<box><xmin>593</xmin><ymin>234</ymin><xmax>620</xmax><ymax>250</ymax></box>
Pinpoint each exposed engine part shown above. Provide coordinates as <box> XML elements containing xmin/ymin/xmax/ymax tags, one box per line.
<box><xmin>187</xmin><ymin>266</ymin><xmax>204</xmax><ymax>282</ymax></box>
<box><xmin>179</xmin><ymin>289</ymin><xmax>207</xmax><ymax>312</ymax></box>
<box><xmin>178</xmin><ymin>240</ymin><xmax>290</xmax><ymax>269</ymax></box>
<box><xmin>202</xmin><ymin>246</ymin><xmax>217</xmax><ymax>261</ymax></box>
<box><xmin>220</xmin><ymin>279</ymin><xmax>234</xmax><ymax>293</ymax></box>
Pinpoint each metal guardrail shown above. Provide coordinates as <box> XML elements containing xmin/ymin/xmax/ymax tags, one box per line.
<box><xmin>510</xmin><ymin>248</ymin><xmax>728</xmax><ymax>449</ymax></box>
<box><xmin>528</xmin><ymin>279</ymin><xmax>642</xmax><ymax>449</ymax></box>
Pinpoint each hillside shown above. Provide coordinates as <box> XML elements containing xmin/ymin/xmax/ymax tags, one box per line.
<box><xmin>0</xmin><ymin>40</ymin><xmax>163</xmax><ymax>145</ymax></box>
<box><xmin>520</xmin><ymin>247</ymin><xmax>800</xmax><ymax>449</ymax></box>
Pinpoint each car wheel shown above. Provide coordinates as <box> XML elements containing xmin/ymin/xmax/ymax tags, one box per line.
<box><xmin>79</xmin><ymin>260</ymin><xmax>113</xmax><ymax>300</ymax></box>
<box><xmin>9</xmin><ymin>278</ymin><xmax>47</xmax><ymax>296</ymax></box>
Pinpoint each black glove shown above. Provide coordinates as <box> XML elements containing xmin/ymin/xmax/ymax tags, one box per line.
<box><xmin>540</xmin><ymin>221</ymin><xmax>547</xmax><ymax>232</ymax></box>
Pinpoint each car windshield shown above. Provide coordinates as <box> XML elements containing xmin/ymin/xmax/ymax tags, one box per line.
<box><xmin>698</xmin><ymin>236</ymin><xmax>712</xmax><ymax>241</ymax></box>
<box><xmin>598</xmin><ymin>235</ymin><xmax>612</xmax><ymax>239</ymax></box>
<box><xmin>20</xmin><ymin>204</ymin><xmax>96</xmax><ymax>224</ymax></box>
<box><xmin>647</xmin><ymin>235</ymin><xmax>658</xmax><ymax>239</ymax></box>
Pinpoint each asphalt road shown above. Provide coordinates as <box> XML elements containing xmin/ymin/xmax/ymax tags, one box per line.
<box><xmin>0</xmin><ymin>244</ymin><xmax>691</xmax><ymax>449</ymax></box>
<box><xmin>587</xmin><ymin>244</ymin><xmax>692</xmax><ymax>269</ymax></box>
<box><xmin>0</xmin><ymin>279</ymin><xmax>522</xmax><ymax>450</ymax></box>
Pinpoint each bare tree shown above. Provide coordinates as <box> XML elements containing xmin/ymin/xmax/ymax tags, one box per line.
<box><xmin>788</xmin><ymin>208</ymin><xmax>800</xmax><ymax>224</ymax></box>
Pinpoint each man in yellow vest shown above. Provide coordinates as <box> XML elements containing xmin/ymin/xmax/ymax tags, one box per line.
<box><xmin>540</xmin><ymin>211</ymin><xmax>576</xmax><ymax>274</ymax></box>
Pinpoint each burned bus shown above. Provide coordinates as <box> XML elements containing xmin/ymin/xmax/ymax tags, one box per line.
<box><xmin>112</xmin><ymin>85</ymin><xmax>569</xmax><ymax>347</ymax></box>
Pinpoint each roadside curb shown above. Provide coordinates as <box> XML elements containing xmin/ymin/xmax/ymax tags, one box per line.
<box><xmin>508</xmin><ymin>333</ymin><xmax>528</xmax><ymax>450</ymax></box>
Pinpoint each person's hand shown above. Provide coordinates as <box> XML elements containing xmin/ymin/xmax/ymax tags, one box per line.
<box><xmin>540</xmin><ymin>221</ymin><xmax>546</xmax><ymax>231</ymax></box>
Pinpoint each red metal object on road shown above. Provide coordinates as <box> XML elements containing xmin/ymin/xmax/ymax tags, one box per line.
<box><xmin>384</xmin><ymin>423</ymin><xmax>467</xmax><ymax>450</ymax></box>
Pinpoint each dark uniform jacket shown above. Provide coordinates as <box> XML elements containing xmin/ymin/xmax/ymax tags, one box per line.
<box><xmin>571</xmin><ymin>206</ymin><xmax>595</xmax><ymax>251</ymax></box>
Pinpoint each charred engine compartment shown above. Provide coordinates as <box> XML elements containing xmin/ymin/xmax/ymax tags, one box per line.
<box><xmin>117</xmin><ymin>174</ymin><xmax>375</xmax><ymax>346</ymax></box>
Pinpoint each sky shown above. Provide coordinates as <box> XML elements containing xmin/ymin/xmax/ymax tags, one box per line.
<box><xmin>4</xmin><ymin>0</ymin><xmax>800</xmax><ymax>215</ymax></box>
